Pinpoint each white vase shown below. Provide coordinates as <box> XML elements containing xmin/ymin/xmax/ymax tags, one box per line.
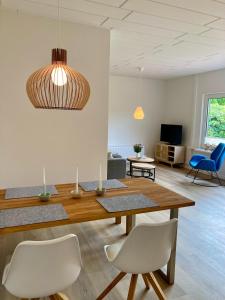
<box><xmin>136</xmin><ymin>152</ymin><xmax>141</xmax><ymax>158</ymax></box>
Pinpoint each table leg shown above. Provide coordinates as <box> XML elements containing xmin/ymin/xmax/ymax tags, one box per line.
<box><xmin>130</xmin><ymin>161</ymin><xmax>133</xmax><ymax>177</ymax></box>
<box><xmin>115</xmin><ymin>217</ymin><xmax>122</xmax><ymax>224</ymax></box>
<box><xmin>126</xmin><ymin>214</ymin><xmax>136</xmax><ymax>235</ymax></box>
<box><xmin>156</xmin><ymin>208</ymin><xmax>178</xmax><ymax>284</ymax></box>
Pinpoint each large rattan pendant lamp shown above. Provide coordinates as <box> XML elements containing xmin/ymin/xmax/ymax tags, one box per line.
<box><xmin>26</xmin><ymin>1</ymin><xmax>90</xmax><ymax>110</ymax></box>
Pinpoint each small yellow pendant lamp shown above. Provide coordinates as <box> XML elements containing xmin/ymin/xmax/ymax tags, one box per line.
<box><xmin>134</xmin><ymin>106</ymin><xmax>144</xmax><ymax>120</ymax></box>
<box><xmin>133</xmin><ymin>67</ymin><xmax>144</xmax><ymax>120</ymax></box>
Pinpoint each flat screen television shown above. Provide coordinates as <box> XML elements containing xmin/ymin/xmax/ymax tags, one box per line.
<box><xmin>160</xmin><ymin>124</ymin><xmax>182</xmax><ymax>145</ymax></box>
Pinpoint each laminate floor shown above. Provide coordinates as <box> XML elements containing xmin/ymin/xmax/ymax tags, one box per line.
<box><xmin>0</xmin><ymin>165</ymin><xmax>225</xmax><ymax>300</ymax></box>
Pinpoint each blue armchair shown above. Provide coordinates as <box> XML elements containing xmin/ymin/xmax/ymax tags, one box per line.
<box><xmin>188</xmin><ymin>143</ymin><xmax>225</xmax><ymax>186</ymax></box>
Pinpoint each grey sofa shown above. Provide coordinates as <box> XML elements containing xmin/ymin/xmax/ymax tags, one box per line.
<box><xmin>107</xmin><ymin>155</ymin><xmax>126</xmax><ymax>179</ymax></box>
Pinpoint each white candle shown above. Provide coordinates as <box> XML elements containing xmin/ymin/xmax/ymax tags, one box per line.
<box><xmin>76</xmin><ymin>167</ymin><xmax>79</xmax><ymax>194</ymax></box>
<box><xmin>99</xmin><ymin>164</ymin><xmax>102</xmax><ymax>191</ymax></box>
<box><xmin>43</xmin><ymin>167</ymin><xmax>46</xmax><ymax>194</ymax></box>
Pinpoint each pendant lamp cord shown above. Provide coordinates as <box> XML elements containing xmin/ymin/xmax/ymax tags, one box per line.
<box><xmin>139</xmin><ymin>67</ymin><xmax>144</xmax><ymax>101</ymax></box>
<box><xmin>57</xmin><ymin>0</ymin><xmax>61</xmax><ymax>48</ymax></box>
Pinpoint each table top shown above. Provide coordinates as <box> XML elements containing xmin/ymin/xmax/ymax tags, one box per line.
<box><xmin>132</xmin><ymin>163</ymin><xmax>156</xmax><ymax>169</ymax></box>
<box><xmin>127</xmin><ymin>156</ymin><xmax>154</xmax><ymax>163</ymax></box>
<box><xmin>0</xmin><ymin>178</ymin><xmax>195</xmax><ymax>235</ymax></box>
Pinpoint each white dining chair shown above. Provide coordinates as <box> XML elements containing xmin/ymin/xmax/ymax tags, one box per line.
<box><xmin>2</xmin><ymin>234</ymin><xmax>82</xmax><ymax>300</ymax></box>
<box><xmin>97</xmin><ymin>219</ymin><xmax>178</xmax><ymax>300</ymax></box>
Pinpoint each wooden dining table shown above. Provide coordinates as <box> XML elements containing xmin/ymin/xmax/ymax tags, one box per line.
<box><xmin>0</xmin><ymin>178</ymin><xmax>195</xmax><ymax>285</ymax></box>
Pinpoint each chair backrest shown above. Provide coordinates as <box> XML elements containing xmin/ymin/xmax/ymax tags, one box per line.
<box><xmin>112</xmin><ymin>219</ymin><xmax>177</xmax><ymax>274</ymax></box>
<box><xmin>2</xmin><ymin>234</ymin><xmax>82</xmax><ymax>299</ymax></box>
<box><xmin>210</xmin><ymin>143</ymin><xmax>225</xmax><ymax>171</ymax></box>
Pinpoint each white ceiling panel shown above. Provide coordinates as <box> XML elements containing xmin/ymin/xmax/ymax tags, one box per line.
<box><xmin>154</xmin><ymin>0</ymin><xmax>225</xmax><ymax>18</ymax></box>
<box><xmin>123</xmin><ymin>0</ymin><xmax>217</xmax><ymax>25</ymax></box>
<box><xmin>180</xmin><ymin>34</ymin><xmax>225</xmax><ymax>48</ymax></box>
<box><xmin>2</xmin><ymin>0</ymin><xmax>106</xmax><ymax>25</ymax></box>
<box><xmin>103</xmin><ymin>18</ymin><xmax>183</xmax><ymax>38</ymax></box>
<box><xmin>125</xmin><ymin>12</ymin><xmax>207</xmax><ymax>34</ymax></box>
<box><xmin>23</xmin><ymin>0</ymin><xmax>58</xmax><ymax>5</ymax></box>
<box><xmin>60</xmin><ymin>7</ymin><xmax>106</xmax><ymax>26</ymax></box>
<box><xmin>2</xmin><ymin>0</ymin><xmax>225</xmax><ymax>78</ymax></box>
<box><xmin>61</xmin><ymin>0</ymin><xmax>130</xmax><ymax>19</ymax></box>
<box><xmin>155</xmin><ymin>43</ymin><xmax>218</xmax><ymax>60</ymax></box>
<box><xmin>2</xmin><ymin>0</ymin><xmax>58</xmax><ymax>18</ymax></box>
<box><xmin>111</xmin><ymin>30</ymin><xmax>173</xmax><ymax>45</ymax></box>
<box><xmin>85</xmin><ymin>0</ymin><xmax>125</xmax><ymax>7</ymax></box>
<box><xmin>201</xmin><ymin>28</ymin><xmax>225</xmax><ymax>40</ymax></box>
<box><xmin>17</xmin><ymin>0</ymin><xmax>130</xmax><ymax>19</ymax></box>
<box><xmin>206</xmin><ymin>18</ymin><xmax>225</xmax><ymax>30</ymax></box>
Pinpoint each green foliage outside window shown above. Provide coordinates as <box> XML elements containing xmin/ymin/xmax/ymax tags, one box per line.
<box><xmin>207</xmin><ymin>98</ymin><xmax>225</xmax><ymax>139</ymax></box>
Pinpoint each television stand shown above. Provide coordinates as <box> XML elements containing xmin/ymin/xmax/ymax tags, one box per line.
<box><xmin>155</xmin><ymin>143</ymin><xmax>185</xmax><ymax>167</ymax></box>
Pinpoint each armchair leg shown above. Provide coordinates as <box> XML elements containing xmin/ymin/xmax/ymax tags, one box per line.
<box><xmin>193</xmin><ymin>169</ymin><xmax>199</xmax><ymax>183</ymax></box>
<box><xmin>96</xmin><ymin>272</ymin><xmax>126</xmax><ymax>300</ymax></box>
<box><xmin>127</xmin><ymin>274</ymin><xmax>138</xmax><ymax>300</ymax></box>
<box><xmin>186</xmin><ymin>168</ymin><xmax>193</xmax><ymax>177</ymax></box>
<box><xmin>145</xmin><ymin>273</ymin><xmax>166</xmax><ymax>300</ymax></box>
<box><xmin>216</xmin><ymin>172</ymin><xmax>223</xmax><ymax>186</ymax></box>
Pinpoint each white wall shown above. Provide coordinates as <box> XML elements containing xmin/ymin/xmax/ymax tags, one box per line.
<box><xmin>164</xmin><ymin>76</ymin><xmax>195</xmax><ymax>146</ymax></box>
<box><xmin>0</xmin><ymin>9</ymin><xmax>110</xmax><ymax>187</ymax></box>
<box><xmin>108</xmin><ymin>75</ymin><xmax>166</xmax><ymax>156</ymax></box>
<box><xmin>166</xmin><ymin>69</ymin><xmax>225</xmax><ymax>177</ymax></box>
<box><xmin>192</xmin><ymin>70</ymin><xmax>225</xmax><ymax>147</ymax></box>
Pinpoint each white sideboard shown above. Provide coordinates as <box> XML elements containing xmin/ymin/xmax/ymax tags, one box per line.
<box><xmin>155</xmin><ymin>143</ymin><xmax>185</xmax><ymax>167</ymax></box>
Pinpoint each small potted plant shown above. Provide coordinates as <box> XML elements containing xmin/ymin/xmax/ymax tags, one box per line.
<box><xmin>133</xmin><ymin>144</ymin><xmax>143</xmax><ymax>158</ymax></box>
<box><xmin>39</xmin><ymin>192</ymin><xmax>51</xmax><ymax>202</ymax></box>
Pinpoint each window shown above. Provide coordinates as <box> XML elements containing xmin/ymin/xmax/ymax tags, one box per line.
<box><xmin>205</xmin><ymin>97</ymin><xmax>225</xmax><ymax>144</ymax></box>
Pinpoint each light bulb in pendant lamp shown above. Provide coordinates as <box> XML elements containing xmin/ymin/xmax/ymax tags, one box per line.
<box><xmin>51</xmin><ymin>66</ymin><xmax>67</xmax><ymax>86</ymax></box>
<box><xmin>134</xmin><ymin>106</ymin><xmax>144</xmax><ymax>120</ymax></box>
<box><xmin>26</xmin><ymin>48</ymin><xmax>90</xmax><ymax>110</ymax></box>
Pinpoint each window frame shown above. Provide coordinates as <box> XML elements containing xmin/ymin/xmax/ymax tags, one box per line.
<box><xmin>202</xmin><ymin>93</ymin><xmax>225</xmax><ymax>145</ymax></box>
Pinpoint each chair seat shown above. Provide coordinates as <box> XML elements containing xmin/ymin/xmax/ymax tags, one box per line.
<box><xmin>189</xmin><ymin>160</ymin><xmax>201</xmax><ymax>168</ymax></box>
<box><xmin>104</xmin><ymin>240</ymin><xmax>125</xmax><ymax>262</ymax></box>
<box><xmin>2</xmin><ymin>263</ymin><xmax>10</xmax><ymax>285</ymax></box>
<box><xmin>189</xmin><ymin>154</ymin><xmax>206</xmax><ymax>169</ymax></box>
<box><xmin>2</xmin><ymin>234</ymin><xmax>82</xmax><ymax>299</ymax></box>
<box><xmin>187</xmin><ymin>143</ymin><xmax>225</xmax><ymax>186</ymax></box>
<box><xmin>97</xmin><ymin>220</ymin><xmax>177</xmax><ymax>300</ymax></box>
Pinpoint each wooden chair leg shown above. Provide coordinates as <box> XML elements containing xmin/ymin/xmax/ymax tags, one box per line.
<box><xmin>127</xmin><ymin>274</ymin><xmax>138</xmax><ymax>300</ymax></box>
<box><xmin>49</xmin><ymin>293</ymin><xmax>69</xmax><ymax>300</ymax></box>
<box><xmin>142</xmin><ymin>274</ymin><xmax>150</xmax><ymax>289</ymax></box>
<box><xmin>115</xmin><ymin>216</ymin><xmax>122</xmax><ymax>224</ymax></box>
<box><xmin>96</xmin><ymin>272</ymin><xmax>126</xmax><ymax>300</ymax></box>
<box><xmin>145</xmin><ymin>273</ymin><xmax>166</xmax><ymax>300</ymax></box>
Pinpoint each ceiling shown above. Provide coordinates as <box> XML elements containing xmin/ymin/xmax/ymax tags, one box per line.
<box><xmin>2</xmin><ymin>0</ymin><xmax>225</xmax><ymax>79</ymax></box>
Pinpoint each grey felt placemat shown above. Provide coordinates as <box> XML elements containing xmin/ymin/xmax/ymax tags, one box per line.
<box><xmin>0</xmin><ymin>203</ymin><xmax>68</xmax><ymax>228</ymax></box>
<box><xmin>5</xmin><ymin>185</ymin><xmax>58</xmax><ymax>199</ymax></box>
<box><xmin>97</xmin><ymin>193</ymin><xmax>158</xmax><ymax>213</ymax></box>
<box><xmin>79</xmin><ymin>179</ymin><xmax>127</xmax><ymax>192</ymax></box>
